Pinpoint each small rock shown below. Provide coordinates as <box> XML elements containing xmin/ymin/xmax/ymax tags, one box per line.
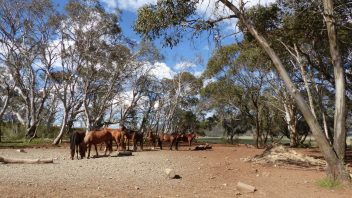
<box><xmin>262</xmin><ymin>172</ymin><xmax>270</xmax><ymax>177</ymax></box>
<box><xmin>223</xmin><ymin>183</ymin><xmax>227</xmax><ymax>187</ymax></box>
<box><xmin>16</xmin><ymin>149</ymin><xmax>26</xmax><ymax>153</ymax></box>
<box><xmin>209</xmin><ymin>176</ymin><xmax>216</xmax><ymax>179</ymax></box>
<box><xmin>134</xmin><ymin>186</ymin><xmax>140</xmax><ymax>190</ymax></box>
<box><xmin>164</xmin><ymin>168</ymin><xmax>176</xmax><ymax>179</ymax></box>
<box><xmin>236</xmin><ymin>182</ymin><xmax>256</xmax><ymax>193</ymax></box>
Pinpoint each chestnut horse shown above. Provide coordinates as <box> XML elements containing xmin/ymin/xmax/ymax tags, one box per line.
<box><xmin>84</xmin><ymin>129</ymin><xmax>113</xmax><ymax>159</ymax></box>
<box><xmin>158</xmin><ymin>132</ymin><xmax>182</xmax><ymax>150</ymax></box>
<box><xmin>70</xmin><ymin>131</ymin><xmax>86</xmax><ymax>160</ymax></box>
<box><xmin>179</xmin><ymin>133</ymin><xmax>197</xmax><ymax>150</ymax></box>
<box><xmin>105</xmin><ymin>128</ymin><xmax>124</xmax><ymax>151</ymax></box>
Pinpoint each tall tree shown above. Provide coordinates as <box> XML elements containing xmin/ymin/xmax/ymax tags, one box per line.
<box><xmin>0</xmin><ymin>0</ymin><xmax>59</xmax><ymax>138</ymax></box>
<box><xmin>134</xmin><ymin>0</ymin><xmax>351</xmax><ymax>182</ymax></box>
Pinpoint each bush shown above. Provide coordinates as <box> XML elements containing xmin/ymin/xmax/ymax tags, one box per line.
<box><xmin>316</xmin><ymin>178</ymin><xmax>342</xmax><ymax>189</ymax></box>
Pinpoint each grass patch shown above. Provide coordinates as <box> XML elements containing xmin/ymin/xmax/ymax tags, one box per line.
<box><xmin>316</xmin><ymin>178</ymin><xmax>342</xmax><ymax>189</ymax></box>
<box><xmin>0</xmin><ymin>138</ymin><xmax>53</xmax><ymax>148</ymax></box>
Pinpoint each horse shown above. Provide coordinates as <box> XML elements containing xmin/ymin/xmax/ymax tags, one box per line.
<box><xmin>158</xmin><ymin>132</ymin><xmax>182</xmax><ymax>150</ymax></box>
<box><xmin>179</xmin><ymin>132</ymin><xmax>197</xmax><ymax>150</ymax></box>
<box><xmin>70</xmin><ymin>131</ymin><xmax>86</xmax><ymax>160</ymax></box>
<box><xmin>84</xmin><ymin>129</ymin><xmax>113</xmax><ymax>159</ymax></box>
<box><xmin>105</xmin><ymin>128</ymin><xmax>124</xmax><ymax>151</ymax></box>
<box><xmin>123</xmin><ymin>128</ymin><xmax>144</xmax><ymax>151</ymax></box>
<box><xmin>145</xmin><ymin>129</ymin><xmax>158</xmax><ymax>149</ymax></box>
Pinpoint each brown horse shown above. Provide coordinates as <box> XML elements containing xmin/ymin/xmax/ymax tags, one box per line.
<box><xmin>123</xmin><ymin>129</ymin><xmax>144</xmax><ymax>151</ymax></box>
<box><xmin>105</xmin><ymin>128</ymin><xmax>124</xmax><ymax>151</ymax></box>
<box><xmin>145</xmin><ymin>129</ymin><xmax>158</xmax><ymax>149</ymax></box>
<box><xmin>84</xmin><ymin>129</ymin><xmax>113</xmax><ymax>159</ymax></box>
<box><xmin>179</xmin><ymin>133</ymin><xmax>197</xmax><ymax>150</ymax></box>
<box><xmin>70</xmin><ymin>131</ymin><xmax>86</xmax><ymax>160</ymax></box>
<box><xmin>158</xmin><ymin>132</ymin><xmax>181</xmax><ymax>150</ymax></box>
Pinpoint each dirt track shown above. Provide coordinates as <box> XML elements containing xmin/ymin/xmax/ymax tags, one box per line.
<box><xmin>0</xmin><ymin>145</ymin><xmax>351</xmax><ymax>198</ymax></box>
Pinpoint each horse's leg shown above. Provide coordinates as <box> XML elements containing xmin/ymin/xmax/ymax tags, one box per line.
<box><xmin>87</xmin><ymin>143</ymin><xmax>91</xmax><ymax>159</ymax></box>
<box><xmin>94</xmin><ymin>144</ymin><xmax>99</xmax><ymax>157</ymax></box>
<box><xmin>114</xmin><ymin>137</ymin><xmax>119</xmax><ymax>151</ymax></box>
<box><xmin>139</xmin><ymin>138</ymin><xmax>143</xmax><ymax>151</ymax></box>
<box><xmin>158</xmin><ymin>139</ymin><xmax>163</xmax><ymax>150</ymax></box>
<box><xmin>76</xmin><ymin>144</ymin><xmax>79</xmax><ymax>159</ymax></box>
<box><xmin>175</xmin><ymin>139</ymin><xmax>179</xmax><ymax>151</ymax></box>
<box><xmin>127</xmin><ymin>138</ymin><xmax>130</xmax><ymax>151</ymax></box>
<box><xmin>104</xmin><ymin>140</ymin><xmax>111</xmax><ymax>155</ymax></box>
<box><xmin>170</xmin><ymin>140</ymin><xmax>173</xmax><ymax>150</ymax></box>
<box><xmin>133</xmin><ymin>139</ymin><xmax>137</xmax><ymax>151</ymax></box>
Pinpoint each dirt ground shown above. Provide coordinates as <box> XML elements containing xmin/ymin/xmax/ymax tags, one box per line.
<box><xmin>0</xmin><ymin>144</ymin><xmax>352</xmax><ymax>198</ymax></box>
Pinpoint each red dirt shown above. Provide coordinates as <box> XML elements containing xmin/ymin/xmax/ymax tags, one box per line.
<box><xmin>0</xmin><ymin>144</ymin><xmax>351</xmax><ymax>198</ymax></box>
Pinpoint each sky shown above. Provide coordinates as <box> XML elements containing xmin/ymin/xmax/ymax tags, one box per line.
<box><xmin>53</xmin><ymin>0</ymin><xmax>275</xmax><ymax>79</ymax></box>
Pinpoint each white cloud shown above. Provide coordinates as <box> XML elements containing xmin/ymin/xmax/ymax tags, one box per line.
<box><xmin>150</xmin><ymin>62</ymin><xmax>175</xmax><ymax>79</ymax></box>
<box><xmin>101</xmin><ymin>0</ymin><xmax>157</xmax><ymax>12</ymax></box>
<box><xmin>174</xmin><ymin>61</ymin><xmax>197</xmax><ymax>71</ymax></box>
<box><xmin>102</xmin><ymin>0</ymin><xmax>276</xmax><ymax>13</ymax></box>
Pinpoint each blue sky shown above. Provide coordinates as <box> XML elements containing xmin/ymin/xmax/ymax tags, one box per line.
<box><xmin>53</xmin><ymin>0</ymin><xmax>274</xmax><ymax>78</ymax></box>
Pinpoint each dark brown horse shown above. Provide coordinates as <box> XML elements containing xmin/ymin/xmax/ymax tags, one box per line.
<box><xmin>84</xmin><ymin>129</ymin><xmax>113</xmax><ymax>159</ymax></box>
<box><xmin>158</xmin><ymin>132</ymin><xmax>182</xmax><ymax>150</ymax></box>
<box><xmin>145</xmin><ymin>129</ymin><xmax>158</xmax><ymax>149</ymax></box>
<box><xmin>70</xmin><ymin>131</ymin><xmax>86</xmax><ymax>160</ymax></box>
<box><xmin>123</xmin><ymin>129</ymin><xmax>144</xmax><ymax>151</ymax></box>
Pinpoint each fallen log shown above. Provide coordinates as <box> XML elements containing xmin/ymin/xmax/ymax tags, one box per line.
<box><xmin>117</xmin><ymin>151</ymin><xmax>132</xmax><ymax>157</ymax></box>
<box><xmin>194</xmin><ymin>144</ymin><xmax>213</xmax><ymax>150</ymax></box>
<box><xmin>194</xmin><ymin>145</ymin><xmax>206</xmax><ymax>150</ymax></box>
<box><xmin>0</xmin><ymin>156</ymin><xmax>53</xmax><ymax>164</ymax></box>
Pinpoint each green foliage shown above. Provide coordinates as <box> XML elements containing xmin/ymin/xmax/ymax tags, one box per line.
<box><xmin>203</xmin><ymin>45</ymin><xmax>240</xmax><ymax>78</ymax></box>
<box><xmin>135</xmin><ymin>0</ymin><xmax>206</xmax><ymax>47</ymax></box>
<box><xmin>0</xmin><ymin>138</ymin><xmax>53</xmax><ymax>148</ymax></box>
<box><xmin>316</xmin><ymin>178</ymin><xmax>342</xmax><ymax>189</ymax></box>
<box><xmin>0</xmin><ymin>121</ymin><xmax>61</xmax><ymax>140</ymax></box>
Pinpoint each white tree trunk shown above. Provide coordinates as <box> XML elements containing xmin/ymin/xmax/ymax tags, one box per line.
<box><xmin>323</xmin><ymin>0</ymin><xmax>347</xmax><ymax>160</ymax></box>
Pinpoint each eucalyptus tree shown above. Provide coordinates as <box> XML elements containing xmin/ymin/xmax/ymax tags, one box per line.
<box><xmin>0</xmin><ymin>66</ymin><xmax>14</xmax><ymax>119</ymax></box>
<box><xmin>134</xmin><ymin>0</ymin><xmax>351</xmax><ymax>181</ymax></box>
<box><xmin>158</xmin><ymin>71</ymin><xmax>201</xmax><ymax>133</ymax></box>
<box><xmin>57</xmin><ymin>0</ymin><xmax>137</xmax><ymax>131</ymax></box>
<box><xmin>0</xmin><ymin>0</ymin><xmax>60</xmax><ymax>138</ymax></box>
<box><xmin>119</xmin><ymin>40</ymin><xmax>163</xmax><ymax>128</ymax></box>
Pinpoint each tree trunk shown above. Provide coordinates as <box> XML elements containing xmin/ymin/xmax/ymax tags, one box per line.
<box><xmin>284</xmin><ymin>102</ymin><xmax>299</xmax><ymax>147</ymax></box>
<box><xmin>0</xmin><ymin>123</ymin><xmax>2</xmax><ymax>142</ymax></box>
<box><xmin>53</xmin><ymin>111</ymin><xmax>69</xmax><ymax>145</ymax></box>
<box><xmin>323</xmin><ymin>0</ymin><xmax>347</xmax><ymax>161</ymax></box>
<box><xmin>25</xmin><ymin>124</ymin><xmax>37</xmax><ymax>138</ymax></box>
<box><xmin>219</xmin><ymin>0</ymin><xmax>350</xmax><ymax>182</ymax></box>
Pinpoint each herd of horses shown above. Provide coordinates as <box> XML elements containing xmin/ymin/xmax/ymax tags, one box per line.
<box><xmin>70</xmin><ymin>126</ymin><xmax>198</xmax><ymax>160</ymax></box>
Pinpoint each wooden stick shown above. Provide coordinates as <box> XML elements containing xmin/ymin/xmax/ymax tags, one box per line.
<box><xmin>0</xmin><ymin>156</ymin><xmax>53</xmax><ymax>164</ymax></box>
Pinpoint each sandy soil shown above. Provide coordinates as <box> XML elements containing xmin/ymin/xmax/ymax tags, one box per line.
<box><xmin>0</xmin><ymin>144</ymin><xmax>351</xmax><ymax>198</ymax></box>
